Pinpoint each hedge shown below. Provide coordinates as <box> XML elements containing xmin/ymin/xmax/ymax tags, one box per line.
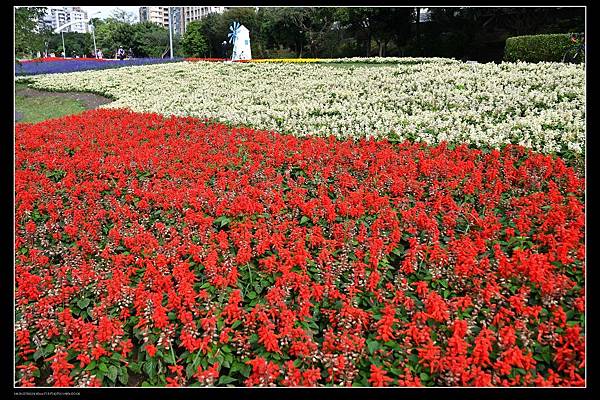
<box><xmin>504</xmin><ymin>33</ymin><xmax>582</xmax><ymax>62</ymax></box>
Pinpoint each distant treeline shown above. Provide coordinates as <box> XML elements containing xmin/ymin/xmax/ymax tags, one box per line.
<box><xmin>16</xmin><ymin>7</ymin><xmax>584</xmax><ymax>61</ymax></box>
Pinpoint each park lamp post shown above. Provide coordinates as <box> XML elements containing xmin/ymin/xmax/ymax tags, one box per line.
<box><xmin>54</xmin><ymin>11</ymin><xmax>101</xmax><ymax>59</ymax></box>
<box><xmin>61</xmin><ymin>31</ymin><xmax>65</xmax><ymax>58</ymax></box>
<box><xmin>89</xmin><ymin>17</ymin><xmax>99</xmax><ymax>58</ymax></box>
<box><xmin>168</xmin><ymin>7</ymin><xmax>174</xmax><ymax>59</ymax></box>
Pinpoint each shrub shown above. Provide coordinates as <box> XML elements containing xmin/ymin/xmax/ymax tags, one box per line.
<box><xmin>504</xmin><ymin>34</ymin><xmax>581</xmax><ymax>63</ymax></box>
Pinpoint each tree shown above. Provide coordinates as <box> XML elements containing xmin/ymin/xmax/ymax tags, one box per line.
<box><xmin>289</xmin><ymin>7</ymin><xmax>336</xmax><ymax>57</ymax></box>
<box><xmin>180</xmin><ymin>20</ymin><xmax>208</xmax><ymax>57</ymax></box>
<box><xmin>390</xmin><ymin>8</ymin><xmax>415</xmax><ymax>55</ymax></box>
<box><xmin>15</xmin><ymin>6</ymin><xmax>47</xmax><ymax>57</ymax></box>
<box><xmin>130</xmin><ymin>22</ymin><xmax>169</xmax><ymax>58</ymax></box>
<box><xmin>47</xmin><ymin>32</ymin><xmax>93</xmax><ymax>57</ymax></box>
<box><xmin>258</xmin><ymin>7</ymin><xmax>307</xmax><ymax>57</ymax></box>
<box><xmin>199</xmin><ymin>13</ymin><xmax>225</xmax><ymax>58</ymax></box>
<box><xmin>110</xmin><ymin>8</ymin><xmax>136</xmax><ymax>24</ymax></box>
<box><xmin>37</xmin><ymin>25</ymin><xmax>55</xmax><ymax>56</ymax></box>
<box><xmin>95</xmin><ymin>18</ymin><xmax>136</xmax><ymax>57</ymax></box>
<box><xmin>345</xmin><ymin>8</ymin><xmax>375</xmax><ymax>56</ymax></box>
<box><xmin>370</xmin><ymin>8</ymin><xmax>406</xmax><ymax>56</ymax></box>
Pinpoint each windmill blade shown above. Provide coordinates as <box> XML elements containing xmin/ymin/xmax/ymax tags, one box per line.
<box><xmin>228</xmin><ymin>22</ymin><xmax>240</xmax><ymax>44</ymax></box>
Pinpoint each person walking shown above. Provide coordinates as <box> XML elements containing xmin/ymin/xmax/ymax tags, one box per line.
<box><xmin>116</xmin><ymin>46</ymin><xmax>126</xmax><ymax>60</ymax></box>
<box><xmin>222</xmin><ymin>41</ymin><xmax>228</xmax><ymax>60</ymax></box>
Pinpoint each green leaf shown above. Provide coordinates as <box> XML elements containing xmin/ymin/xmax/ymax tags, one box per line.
<box><xmin>300</xmin><ymin>216</ymin><xmax>310</xmax><ymax>225</ymax></box>
<box><xmin>129</xmin><ymin>361</ymin><xmax>141</xmax><ymax>374</ymax></box>
<box><xmin>84</xmin><ymin>360</ymin><xmax>97</xmax><ymax>371</ymax></box>
<box><xmin>419</xmin><ymin>372</ymin><xmax>430</xmax><ymax>381</ymax></box>
<box><xmin>367</xmin><ymin>339</ymin><xmax>380</xmax><ymax>354</ymax></box>
<box><xmin>214</xmin><ymin>216</ymin><xmax>231</xmax><ymax>228</ymax></box>
<box><xmin>247</xmin><ymin>291</ymin><xmax>257</xmax><ymax>299</ymax></box>
<box><xmin>33</xmin><ymin>349</ymin><xmax>43</xmax><ymax>361</ymax></box>
<box><xmin>118</xmin><ymin>369</ymin><xmax>128</xmax><ymax>385</ymax></box>
<box><xmin>186</xmin><ymin>363</ymin><xmax>196</xmax><ymax>378</ymax></box>
<box><xmin>392</xmin><ymin>245</ymin><xmax>404</xmax><ymax>256</ymax></box>
<box><xmin>542</xmin><ymin>346</ymin><xmax>552</xmax><ymax>364</ymax></box>
<box><xmin>77</xmin><ymin>298</ymin><xmax>90</xmax><ymax>309</ymax></box>
<box><xmin>239</xmin><ymin>364</ymin><xmax>251</xmax><ymax>378</ymax></box>
<box><xmin>99</xmin><ymin>363</ymin><xmax>109</xmax><ymax>373</ymax></box>
<box><xmin>218</xmin><ymin>375</ymin><xmax>237</xmax><ymax>385</ymax></box>
<box><xmin>144</xmin><ymin>359</ymin><xmax>157</xmax><ymax>378</ymax></box>
<box><xmin>44</xmin><ymin>343</ymin><xmax>55</xmax><ymax>355</ymax></box>
<box><xmin>107</xmin><ymin>365</ymin><xmax>118</xmax><ymax>382</ymax></box>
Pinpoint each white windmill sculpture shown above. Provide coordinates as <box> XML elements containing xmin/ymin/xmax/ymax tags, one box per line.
<box><xmin>228</xmin><ymin>21</ymin><xmax>251</xmax><ymax>61</ymax></box>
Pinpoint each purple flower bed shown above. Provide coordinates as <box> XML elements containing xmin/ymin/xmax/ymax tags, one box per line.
<box><xmin>15</xmin><ymin>58</ymin><xmax>183</xmax><ymax>76</ymax></box>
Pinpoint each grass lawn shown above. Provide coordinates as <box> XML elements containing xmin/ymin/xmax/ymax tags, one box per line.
<box><xmin>15</xmin><ymin>82</ymin><xmax>88</xmax><ymax>123</ymax></box>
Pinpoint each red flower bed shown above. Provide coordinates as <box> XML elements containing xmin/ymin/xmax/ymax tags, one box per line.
<box><xmin>15</xmin><ymin>109</ymin><xmax>585</xmax><ymax>387</ymax></box>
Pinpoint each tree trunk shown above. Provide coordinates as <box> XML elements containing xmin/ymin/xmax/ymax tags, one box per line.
<box><xmin>366</xmin><ymin>31</ymin><xmax>371</xmax><ymax>56</ymax></box>
<box><xmin>378</xmin><ymin>41</ymin><xmax>383</xmax><ymax>57</ymax></box>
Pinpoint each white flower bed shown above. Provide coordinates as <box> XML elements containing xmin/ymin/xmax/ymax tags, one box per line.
<box><xmin>21</xmin><ymin>60</ymin><xmax>585</xmax><ymax>154</ymax></box>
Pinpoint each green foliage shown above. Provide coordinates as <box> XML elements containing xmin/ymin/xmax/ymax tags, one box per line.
<box><xmin>14</xmin><ymin>7</ymin><xmax>587</xmax><ymax>64</ymax></box>
<box><xmin>94</xmin><ymin>18</ymin><xmax>136</xmax><ymax>57</ymax></box>
<box><xmin>47</xmin><ymin>32</ymin><xmax>94</xmax><ymax>57</ymax></box>
<box><xmin>131</xmin><ymin>22</ymin><xmax>170</xmax><ymax>58</ymax></box>
<box><xmin>181</xmin><ymin>21</ymin><xmax>208</xmax><ymax>57</ymax></box>
<box><xmin>15</xmin><ymin>7</ymin><xmax>47</xmax><ymax>57</ymax></box>
<box><xmin>504</xmin><ymin>33</ymin><xmax>581</xmax><ymax>63</ymax></box>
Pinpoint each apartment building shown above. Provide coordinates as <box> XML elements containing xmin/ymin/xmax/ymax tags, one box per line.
<box><xmin>67</xmin><ymin>7</ymin><xmax>89</xmax><ymax>33</ymax></box>
<box><xmin>139</xmin><ymin>6</ymin><xmax>226</xmax><ymax>35</ymax></box>
<box><xmin>41</xmin><ymin>6</ymin><xmax>89</xmax><ymax>33</ymax></box>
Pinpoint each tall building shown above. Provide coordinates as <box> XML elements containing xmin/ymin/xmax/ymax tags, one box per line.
<box><xmin>67</xmin><ymin>7</ymin><xmax>89</xmax><ymax>33</ymax></box>
<box><xmin>139</xmin><ymin>6</ymin><xmax>226</xmax><ymax>35</ymax></box>
<box><xmin>41</xmin><ymin>6</ymin><xmax>89</xmax><ymax>33</ymax></box>
<box><xmin>139</xmin><ymin>6</ymin><xmax>169</xmax><ymax>27</ymax></box>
